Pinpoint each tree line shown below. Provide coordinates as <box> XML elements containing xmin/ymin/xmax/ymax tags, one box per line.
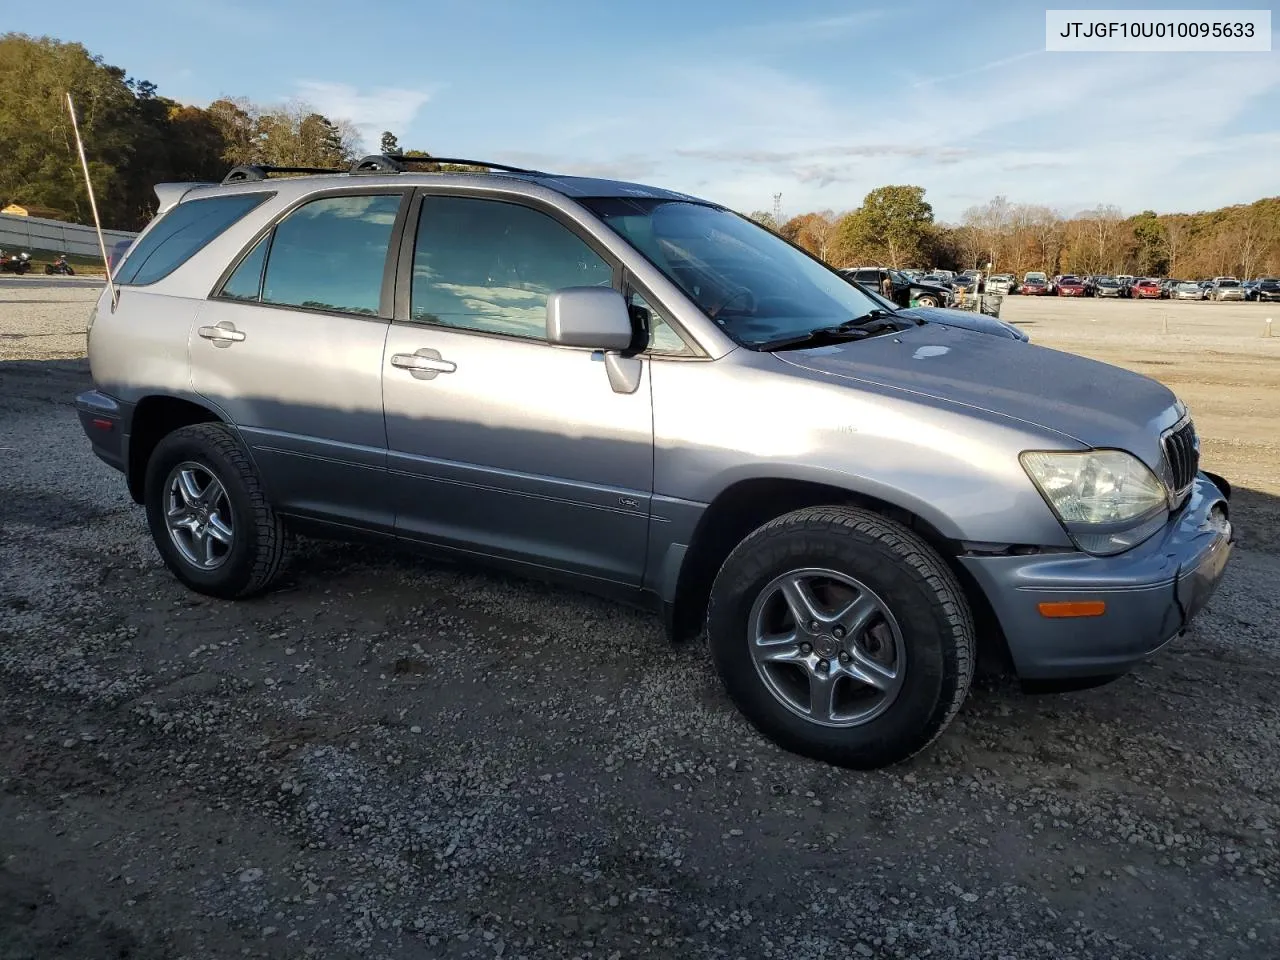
<box><xmin>0</xmin><ymin>33</ymin><xmax>446</xmax><ymax>231</ymax></box>
<box><xmin>753</xmin><ymin>186</ymin><xmax>1280</xmax><ymax>280</ymax></box>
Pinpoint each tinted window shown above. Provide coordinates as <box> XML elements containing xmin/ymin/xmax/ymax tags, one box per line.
<box><xmin>116</xmin><ymin>193</ymin><xmax>269</xmax><ymax>285</ymax></box>
<box><xmin>219</xmin><ymin>233</ymin><xmax>270</xmax><ymax>301</ymax></box>
<box><xmin>584</xmin><ymin>197</ymin><xmax>884</xmax><ymax>348</ymax></box>
<box><xmin>411</xmin><ymin>197</ymin><xmax>613</xmax><ymax>340</ymax></box>
<box><xmin>261</xmin><ymin>194</ymin><xmax>401</xmax><ymax>316</ymax></box>
<box><xmin>626</xmin><ymin>288</ymin><xmax>693</xmax><ymax>356</ymax></box>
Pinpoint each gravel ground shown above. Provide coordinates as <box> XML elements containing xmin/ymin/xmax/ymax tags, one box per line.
<box><xmin>2</xmin><ymin>279</ymin><xmax>1278</xmax><ymax>959</ymax></box>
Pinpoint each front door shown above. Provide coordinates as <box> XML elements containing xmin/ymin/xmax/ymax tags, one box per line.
<box><xmin>191</xmin><ymin>190</ymin><xmax>407</xmax><ymax>529</ymax></box>
<box><xmin>382</xmin><ymin>194</ymin><xmax>653</xmax><ymax>586</ymax></box>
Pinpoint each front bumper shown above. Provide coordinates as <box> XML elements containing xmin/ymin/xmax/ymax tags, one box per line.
<box><xmin>960</xmin><ymin>472</ymin><xmax>1233</xmax><ymax>679</ymax></box>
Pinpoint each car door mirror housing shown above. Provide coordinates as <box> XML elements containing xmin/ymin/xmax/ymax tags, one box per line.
<box><xmin>546</xmin><ymin>287</ymin><xmax>634</xmax><ymax>350</ymax></box>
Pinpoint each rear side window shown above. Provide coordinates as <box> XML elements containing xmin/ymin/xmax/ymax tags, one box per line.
<box><xmin>116</xmin><ymin>193</ymin><xmax>270</xmax><ymax>285</ymax></box>
<box><xmin>231</xmin><ymin>194</ymin><xmax>402</xmax><ymax>316</ymax></box>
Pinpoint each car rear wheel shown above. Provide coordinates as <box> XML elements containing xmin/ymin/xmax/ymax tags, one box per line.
<box><xmin>706</xmin><ymin>505</ymin><xmax>975</xmax><ymax>769</ymax></box>
<box><xmin>144</xmin><ymin>423</ymin><xmax>290</xmax><ymax>599</ymax></box>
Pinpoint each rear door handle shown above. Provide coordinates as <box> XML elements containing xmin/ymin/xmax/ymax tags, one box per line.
<box><xmin>198</xmin><ymin>321</ymin><xmax>246</xmax><ymax>345</ymax></box>
<box><xmin>390</xmin><ymin>348</ymin><xmax>456</xmax><ymax>380</ymax></box>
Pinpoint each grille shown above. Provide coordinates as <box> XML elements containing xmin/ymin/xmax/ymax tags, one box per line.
<box><xmin>1162</xmin><ymin>419</ymin><xmax>1199</xmax><ymax>501</ymax></box>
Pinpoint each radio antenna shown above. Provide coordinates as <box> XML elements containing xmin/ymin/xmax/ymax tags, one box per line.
<box><xmin>65</xmin><ymin>92</ymin><xmax>118</xmax><ymax>312</ymax></box>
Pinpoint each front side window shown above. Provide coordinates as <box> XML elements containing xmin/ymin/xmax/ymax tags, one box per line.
<box><xmin>258</xmin><ymin>194</ymin><xmax>401</xmax><ymax>315</ymax></box>
<box><xmin>583</xmin><ymin>197</ymin><xmax>885</xmax><ymax>348</ymax></box>
<box><xmin>410</xmin><ymin>197</ymin><xmax>613</xmax><ymax>340</ymax></box>
<box><xmin>626</xmin><ymin>288</ymin><xmax>695</xmax><ymax>356</ymax></box>
<box><xmin>116</xmin><ymin>192</ymin><xmax>270</xmax><ymax>285</ymax></box>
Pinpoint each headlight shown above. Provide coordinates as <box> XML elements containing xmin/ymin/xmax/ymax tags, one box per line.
<box><xmin>1021</xmin><ymin>450</ymin><xmax>1168</xmax><ymax>554</ymax></box>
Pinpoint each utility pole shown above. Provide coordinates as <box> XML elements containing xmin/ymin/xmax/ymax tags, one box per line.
<box><xmin>772</xmin><ymin>193</ymin><xmax>782</xmax><ymax>227</ymax></box>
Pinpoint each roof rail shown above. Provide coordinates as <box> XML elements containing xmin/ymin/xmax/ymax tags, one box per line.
<box><xmin>348</xmin><ymin>153</ymin><xmax>550</xmax><ymax>176</ymax></box>
<box><xmin>222</xmin><ymin>163</ymin><xmax>348</xmax><ymax>185</ymax></box>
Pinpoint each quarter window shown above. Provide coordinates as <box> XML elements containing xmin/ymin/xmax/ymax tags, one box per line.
<box><xmin>410</xmin><ymin>197</ymin><xmax>613</xmax><ymax>340</ymax></box>
<box><xmin>258</xmin><ymin>194</ymin><xmax>401</xmax><ymax>316</ymax></box>
<box><xmin>117</xmin><ymin>192</ymin><xmax>270</xmax><ymax>285</ymax></box>
<box><xmin>220</xmin><ymin>233</ymin><xmax>270</xmax><ymax>301</ymax></box>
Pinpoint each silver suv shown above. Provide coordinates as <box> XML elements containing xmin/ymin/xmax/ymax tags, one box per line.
<box><xmin>76</xmin><ymin>155</ymin><xmax>1235</xmax><ymax>769</ymax></box>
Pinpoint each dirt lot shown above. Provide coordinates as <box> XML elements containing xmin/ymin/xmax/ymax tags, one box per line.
<box><xmin>1</xmin><ymin>279</ymin><xmax>1278</xmax><ymax>960</ymax></box>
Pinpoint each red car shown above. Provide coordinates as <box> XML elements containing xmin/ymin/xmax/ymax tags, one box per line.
<box><xmin>1056</xmin><ymin>277</ymin><xmax>1086</xmax><ymax>296</ymax></box>
<box><xmin>1132</xmin><ymin>278</ymin><xmax>1162</xmax><ymax>299</ymax></box>
<box><xmin>1020</xmin><ymin>278</ymin><xmax>1050</xmax><ymax>295</ymax></box>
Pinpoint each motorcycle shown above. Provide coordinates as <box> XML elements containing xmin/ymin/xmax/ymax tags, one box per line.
<box><xmin>0</xmin><ymin>250</ymin><xmax>33</xmax><ymax>274</ymax></box>
<box><xmin>44</xmin><ymin>255</ymin><xmax>75</xmax><ymax>276</ymax></box>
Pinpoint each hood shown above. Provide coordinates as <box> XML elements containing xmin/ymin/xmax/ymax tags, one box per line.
<box><xmin>910</xmin><ymin>280</ymin><xmax>951</xmax><ymax>294</ymax></box>
<box><xmin>897</xmin><ymin>305</ymin><xmax>1028</xmax><ymax>341</ymax></box>
<box><xmin>774</xmin><ymin>324</ymin><xmax>1179</xmax><ymax>463</ymax></box>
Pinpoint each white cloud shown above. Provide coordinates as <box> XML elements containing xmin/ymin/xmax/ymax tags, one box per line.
<box><xmin>292</xmin><ymin>80</ymin><xmax>436</xmax><ymax>152</ymax></box>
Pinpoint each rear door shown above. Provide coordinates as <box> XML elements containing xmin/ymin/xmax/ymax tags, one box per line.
<box><xmin>192</xmin><ymin>189</ymin><xmax>410</xmax><ymax>529</ymax></box>
<box><xmin>381</xmin><ymin>192</ymin><xmax>654</xmax><ymax>586</ymax></box>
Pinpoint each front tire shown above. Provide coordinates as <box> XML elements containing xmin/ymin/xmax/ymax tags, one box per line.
<box><xmin>144</xmin><ymin>423</ymin><xmax>289</xmax><ymax>599</ymax></box>
<box><xmin>916</xmin><ymin>295</ymin><xmax>939</xmax><ymax>308</ymax></box>
<box><xmin>706</xmin><ymin>506</ymin><xmax>975</xmax><ymax>769</ymax></box>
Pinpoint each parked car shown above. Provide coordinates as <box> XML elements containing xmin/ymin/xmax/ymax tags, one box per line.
<box><xmin>1131</xmin><ymin>279</ymin><xmax>1162</xmax><ymax>299</ymax></box>
<box><xmin>1208</xmin><ymin>279</ymin><xmax>1245</xmax><ymax>301</ymax></box>
<box><xmin>1019</xmin><ymin>273</ymin><xmax>1051</xmax><ymax>296</ymax></box>
<box><xmin>987</xmin><ymin>274</ymin><xmax>1016</xmax><ymax>295</ymax></box>
<box><xmin>1249</xmin><ymin>278</ymin><xmax>1280</xmax><ymax>302</ymax></box>
<box><xmin>840</xmin><ymin>267</ymin><xmax>952</xmax><ymax>309</ymax></box>
<box><xmin>1172</xmin><ymin>281</ymin><xmax>1206</xmax><ymax>301</ymax></box>
<box><xmin>1093</xmin><ymin>277</ymin><xmax>1122</xmax><ymax>298</ymax></box>
<box><xmin>1055</xmin><ymin>276</ymin><xmax>1086</xmax><ymax>297</ymax></box>
<box><xmin>847</xmin><ymin>276</ymin><xmax>1028</xmax><ymax>342</ymax></box>
<box><xmin>74</xmin><ymin>157</ymin><xmax>1236</xmax><ymax>770</ymax></box>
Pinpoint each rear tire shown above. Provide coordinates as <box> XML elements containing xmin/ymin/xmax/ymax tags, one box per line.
<box><xmin>144</xmin><ymin>423</ymin><xmax>289</xmax><ymax>599</ymax></box>
<box><xmin>706</xmin><ymin>506</ymin><xmax>975</xmax><ymax>769</ymax></box>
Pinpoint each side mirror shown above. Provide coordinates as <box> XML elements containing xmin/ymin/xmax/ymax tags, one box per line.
<box><xmin>546</xmin><ymin>287</ymin><xmax>634</xmax><ymax>351</ymax></box>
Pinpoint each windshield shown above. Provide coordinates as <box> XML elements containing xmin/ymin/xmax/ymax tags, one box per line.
<box><xmin>1218</xmin><ymin>280</ymin><xmax>1239</xmax><ymax>287</ymax></box>
<box><xmin>583</xmin><ymin>198</ymin><xmax>885</xmax><ymax>347</ymax></box>
<box><xmin>1178</xmin><ymin>282</ymin><xmax>1199</xmax><ymax>289</ymax></box>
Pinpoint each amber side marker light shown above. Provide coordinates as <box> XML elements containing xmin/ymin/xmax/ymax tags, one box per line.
<box><xmin>1038</xmin><ymin>600</ymin><xmax>1106</xmax><ymax>618</ymax></box>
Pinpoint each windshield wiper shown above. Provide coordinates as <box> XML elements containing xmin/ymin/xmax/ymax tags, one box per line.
<box><xmin>752</xmin><ymin>311</ymin><xmax>904</xmax><ymax>352</ymax></box>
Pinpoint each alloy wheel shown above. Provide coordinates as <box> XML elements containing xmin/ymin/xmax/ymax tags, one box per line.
<box><xmin>747</xmin><ymin>568</ymin><xmax>906</xmax><ymax>727</ymax></box>
<box><xmin>164</xmin><ymin>461</ymin><xmax>234</xmax><ymax>570</ymax></box>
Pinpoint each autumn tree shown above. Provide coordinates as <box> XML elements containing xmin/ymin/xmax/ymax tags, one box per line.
<box><xmin>835</xmin><ymin>185</ymin><xmax>934</xmax><ymax>267</ymax></box>
<box><xmin>1129</xmin><ymin>210</ymin><xmax>1168</xmax><ymax>275</ymax></box>
<box><xmin>780</xmin><ymin>210</ymin><xmax>838</xmax><ymax>261</ymax></box>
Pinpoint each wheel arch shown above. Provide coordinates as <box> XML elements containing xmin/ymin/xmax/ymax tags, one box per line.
<box><xmin>127</xmin><ymin>395</ymin><xmax>224</xmax><ymax>503</ymax></box>
<box><xmin>665</xmin><ymin>475</ymin><xmax>1014</xmax><ymax>675</ymax></box>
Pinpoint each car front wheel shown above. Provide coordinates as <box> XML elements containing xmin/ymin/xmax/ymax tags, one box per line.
<box><xmin>915</xmin><ymin>294</ymin><xmax>940</xmax><ymax>308</ymax></box>
<box><xmin>706</xmin><ymin>506</ymin><xmax>975</xmax><ymax>769</ymax></box>
<box><xmin>144</xmin><ymin>423</ymin><xmax>290</xmax><ymax>599</ymax></box>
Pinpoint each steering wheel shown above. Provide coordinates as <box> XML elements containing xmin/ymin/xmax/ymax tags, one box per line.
<box><xmin>711</xmin><ymin>287</ymin><xmax>757</xmax><ymax>320</ymax></box>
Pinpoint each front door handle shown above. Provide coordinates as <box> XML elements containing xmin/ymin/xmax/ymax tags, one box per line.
<box><xmin>198</xmin><ymin>321</ymin><xmax>246</xmax><ymax>346</ymax></box>
<box><xmin>390</xmin><ymin>348</ymin><xmax>456</xmax><ymax>380</ymax></box>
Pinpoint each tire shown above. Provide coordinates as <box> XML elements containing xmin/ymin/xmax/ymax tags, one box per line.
<box><xmin>916</xmin><ymin>295</ymin><xmax>939</xmax><ymax>308</ymax></box>
<box><xmin>144</xmin><ymin>422</ymin><xmax>289</xmax><ymax>599</ymax></box>
<box><xmin>706</xmin><ymin>505</ymin><xmax>975</xmax><ymax>769</ymax></box>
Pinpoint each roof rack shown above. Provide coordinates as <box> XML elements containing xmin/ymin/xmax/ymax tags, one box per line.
<box><xmin>222</xmin><ymin>163</ymin><xmax>348</xmax><ymax>184</ymax></box>
<box><xmin>349</xmin><ymin>153</ymin><xmax>550</xmax><ymax>176</ymax></box>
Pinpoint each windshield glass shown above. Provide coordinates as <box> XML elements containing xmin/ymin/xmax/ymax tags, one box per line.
<box><xmin>583</xmin><ymin>198</ymin><xmax>885</xmax><ymax>347</ymax></box>
<box><xmin>1218</xmin><ymin>280</ymin><xmax>1239</xmax><ymax>287</ymax></box>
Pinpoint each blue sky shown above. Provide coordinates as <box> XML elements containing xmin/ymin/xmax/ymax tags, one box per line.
<box><xmin>12</xmin><ymin>0</ymin><xmax>1279</xmax><ymax>221</ymax></box>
